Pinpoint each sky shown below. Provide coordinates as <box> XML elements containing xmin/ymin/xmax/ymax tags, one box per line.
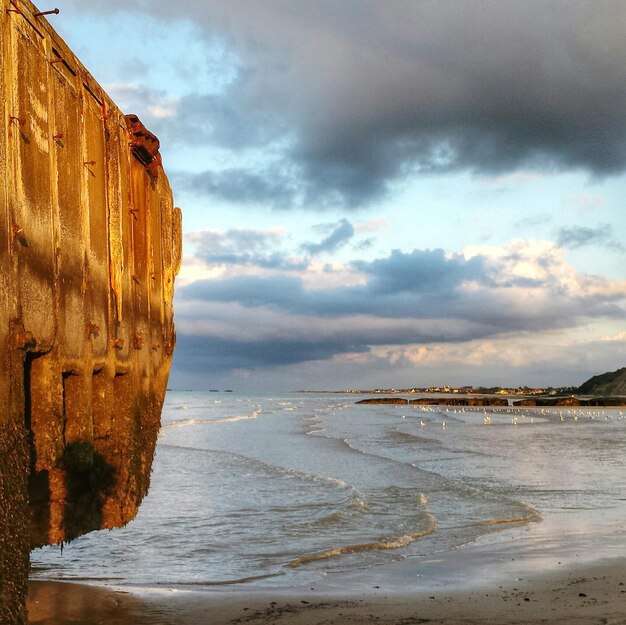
<box><xmin>52</xmin><ymin>0</ymin><xmax>626</xmax><ymax>392</ymax></box>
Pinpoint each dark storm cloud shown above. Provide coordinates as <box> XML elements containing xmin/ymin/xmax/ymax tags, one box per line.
<box><xmin>182</xmin><ymin>275</ymin><xmax>304</xmax><ymax>309</ymax></box>
<box><xmin>83</xmin><ymin>0</ymin><xmax>626</xmax><ymax>207</ymax></box>
<box><xmin>179</xmin><ymin>247</ymin><xmax>624</xmax><ymax>326</ymax></box>
<box><xmin>556</xmin><ymin>224</ymin><xmax>625</xmax><ymax>252</ymax></box>
<box><xmin>174</xmin><ymin>334</ymin><xmax>365</xmax><ymax>371</ymax></box>
<box><xmin>179</xmin><ymin>248</ymin><xmax>482</xmax><ymax>317</ymax></box>
<box><xmin>172</xmin><ymin>167</ymin><xmax>300</xmax><ymax>208</ymax></box>
<box><xmin>301</xmin><ymin>219</ymin><xmax>355</xmax><ymax>255</ymax></box>
<box><xmin>165</xmin><ymin>92</ymin><xmax>285</xmax><ymax>149</ymax></box>
<box><xmin>186</xmin><ymin>229</ymin><xmax>307</xmax><ymax>270</ymax></box>
<box><xmin>175</xmin><ymin>276</ymin><xmax>625</xmax><ymax>375</ymax></box>
<box><xmin>355</xmin><ymin>249</ymin><xmax>485</xmax><ymax>295</ymax></box>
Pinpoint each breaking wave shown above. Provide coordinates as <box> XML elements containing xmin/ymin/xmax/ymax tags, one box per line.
<box><xmin>288</xmin><ymin>512</ymin><xmax>437</xmax><ymax>567</ymax></box>
<box><xmin>159</xmin><ymin>409</ymin><xmax>260</xmax><ymax>434</ymax></box>
<box><xmin>481</xmin><ymin>503</ymin><xmax>542</xmax><ymax>527</ymax></box>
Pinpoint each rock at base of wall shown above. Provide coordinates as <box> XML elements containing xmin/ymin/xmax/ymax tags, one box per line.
<box><xmin>0</xmin><ymin>420</ymin><xmax>30</xmax><ymax>625</ymax></box>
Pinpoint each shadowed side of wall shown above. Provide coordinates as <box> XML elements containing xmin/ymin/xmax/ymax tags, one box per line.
<box><xmin>0</xmin><ymin>1</ymin><xmax>182</xmax><ymax>622</ymax></box>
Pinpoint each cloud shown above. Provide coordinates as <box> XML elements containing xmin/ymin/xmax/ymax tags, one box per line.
<box><xmin>186</xmin><ymin>228</ymin><xmax>307</xmax><ymax>270</ymax></box>
<box><xmin>301</xmin><ymin>219</ymin><xmax>355</xmax><ymax>255</ymax></box>
<box><xmin>355</xmin><ymin>248</ymin><xmax>485</xmax><ymax>295</ymax></box>
<box><xmin>480</xmin><ymin>172</ymin><xmax>546</xmax><ymax>187</ymax></box>
<box><xmin>71</xmin><ymin>0</ymin><xmax>626</xmax><ymax>209</ymax></box>
<box><xmin>514</xmin><ymin>214</ymin><xmax>552</xmax><ymax>230</ymax></box>
<box><xmin>174</xmin><ymin>333</ymin><xmax>362</xmax><ymax>372</ymax></box>
<box><xmin>170</xmin><ymin>317</ymin><xmax>626</xmax><ymax>391</ymax></box>
<box><xmin>556</xmin><ymin>224</ymin><xmax>625</xmax><ymax>252</ymax></box>
<box><xmin>567</xmin><ymin>192</ymin><xmax>605</xmax><ymax>212</ymax></box>
<box><xmin>173</xmin><ymin>167</ymin><xmax>301</xmax><ymax>208</ymax></box>
<box><xmin>175</xmin><ymin>239</ymin><xmax>626</xmax><ymax>378</ymax></box>
<box><xmin>600</xmin><ymin>331</ymin><xmax>626</xmax><ymax>342</ymax></box>
<box><xmin>380</xmin><ymin>327</ymin><xmax>626</xmax><ymax>383</ymax></box>
<box><xmin>353</xmin><ymin>238</ymin><xmax>375</xmax><ymax>252</ymax></box>
<box><xmin>103</xmin><ymin>82</ymin><xmax>178</xmax><ymax>126</ymax></box>
<box><xmin>354</xmin><ymin>219</ymin><xmax>390</xmax><ymax>233</ymax></box>
<box><xmin>170</xmin><ymin>90</ymin><xmax>285</xmax><ymax>149</ymax></box>
<box><xmin>179</xmin><ymin>248</ymin><xmax>489</xmax><ymax>319</ymax></box>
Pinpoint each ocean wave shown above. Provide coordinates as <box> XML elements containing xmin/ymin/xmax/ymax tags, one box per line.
<box><xmin>158</xmin><ymin>441</ymin><xmax>362</xmax><ymax>498</ymax></box>
<box><xmin>303</xmin><ymin>510</ymin><xmax>345</xmax><ymax>528</ymax></box>
<box><xmin>290</xmin><ymin>493</ymin><xmax>370</xmax><ymax>530</ymax></box>
<box><xmin>287</xmin><ymin>512</ymin><xmax>437</xmax><ymax>567</ymax></box>
<box><xmin>349</xmin><ymin>498</ymin><xmax>369</xmax><ymax>511</ymax></box>
<box><xmin>213</xmin><ymin>410</ymin><xmax>260</xmax><ymax>424</ymax></box>
<box><xmin>391</xmin><ymin>429</ymin><xmax>441</xmax><ymax>446</ymax></box>
<box><xmin>157</xmin><ymin>572</ymin><xmax>284</xmax><ymax>586</ymax></box>
<box><xmin>159</xmin><ymin>410</ymin><xmax>260</xmax><ymax>434</ymax></box>
<box><xmin>481</xmin><ymin>503</ymin><xmax>542</xmax><ymax>527</ymax></box>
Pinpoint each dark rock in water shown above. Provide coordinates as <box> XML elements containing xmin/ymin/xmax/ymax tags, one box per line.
<box><xmin>554</xmin><ymin>397</ymin><xmax>582</xmax><ymax>406</ymax></box>
<box><xmin>584</xmin><ymin>397</ymin><xmax>626</xmax><ymax>407</ymax></box>
<box><xmin>512</xmin><ymin>398</ymin><xmax>581</xmax><ymax>406</ymax></box>
<box><xmin>356</xmin><ymin>396</ymin><xmax>509</xmax><ymax>407</ymax></box>
<box><xmin>358</xmin><ymin>393</ymin><xmax>626</xmax><ymax>409</ymax></box>
<box><xmin>518</xmin><ymin>398</ymin><xmax>574</xmax><ymax>406</ymax></box>
<box><xmin>410</xmin><ymin>397</ymin><xmax>508</xmax><ymax>407</ymax></box>
<box><xmin>356</xmin><ymin>397</ymin><xmax>409</xmax><ymax>404</ymax></box>
<box><xmin>409</xmin><ymin>398</ymin><xmax>439</xmax><ymax>405</ymax></box>
<box><xmin>513</xmin><ymin>396</ymin><xmax>626</xmax><ymax>407</ymax></box>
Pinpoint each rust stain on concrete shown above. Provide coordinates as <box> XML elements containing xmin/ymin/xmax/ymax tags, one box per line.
<box><xmin>1</xmin><ymin>1</ymin><xmax>182</xmax><ymax>622</ymax></box>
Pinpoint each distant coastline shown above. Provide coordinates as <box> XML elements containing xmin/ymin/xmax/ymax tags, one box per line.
<box><xmin>299</xmin><ymin>367</ymin><xmax>626</xmax><ymax>399</ymax></box>
<box><xmin>298</xmin><ymin>384</ymin><xmax>577</xmax><ymax>396</ymax></box>
<box><xmin>298</xmin><ymin>384</ymin><xmax>626</xmax><ymax>406</ymax></box>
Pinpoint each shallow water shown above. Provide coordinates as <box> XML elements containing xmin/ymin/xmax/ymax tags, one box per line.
<box><xmin>30</xmin><ymin>392</ymin><xmax>626</xmax><ymax>588</ymax></box>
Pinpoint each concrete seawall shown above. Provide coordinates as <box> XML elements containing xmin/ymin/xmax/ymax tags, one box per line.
<box><xmin>1</xmin><ymin>1</ymin><xmax>182</xmax><ymax>621</ymax></box>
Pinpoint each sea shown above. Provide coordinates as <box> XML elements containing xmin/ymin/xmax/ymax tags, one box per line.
<box><xmin>30</xmin><ymin>391</ymin><xmax>626</xmax><ymax>590</ymax></box>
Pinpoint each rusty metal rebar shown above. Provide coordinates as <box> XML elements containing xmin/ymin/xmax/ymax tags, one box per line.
<box><xmin>34</xmin><ymin>8</ymin><xmax>59</xmax><ymax>17</ymax></box>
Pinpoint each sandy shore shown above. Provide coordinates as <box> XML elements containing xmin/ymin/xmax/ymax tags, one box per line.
<box><xmin>28</xmin><ymin>549</ymin><xmax>626</xmax><ymax>625</ymax></box>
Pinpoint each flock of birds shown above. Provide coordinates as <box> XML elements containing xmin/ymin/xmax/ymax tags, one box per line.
<box><xmin>401</xmin><ymin>405</ymin><xmax>626</xmax><ymax>429</ymax></box>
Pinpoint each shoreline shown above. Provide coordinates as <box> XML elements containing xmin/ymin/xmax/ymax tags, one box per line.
<box><xmin>27</xmin><ymin>519</ymin><xmax>626</xmax><ymax>624</ymax></box>
<box><xmin>27</xmin><ymin>558</ymin><xmax>626</xmax><ymax>625</ymax></box>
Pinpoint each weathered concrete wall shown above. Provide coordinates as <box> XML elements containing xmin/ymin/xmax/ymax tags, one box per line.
<box><xmin>1</xmin><ymin>1</ymin><xmax>182</xmax><ymax>621</ymax></box>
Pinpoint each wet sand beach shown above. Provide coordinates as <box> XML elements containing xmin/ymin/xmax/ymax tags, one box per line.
<box><xmin>27</xmin><ymin>559</ymin><xmax>626</xmax><ymax>625</ymax></box>
<box><xmin>28</xmin><ymin>531</ymin><xmax>626</xmax><ymax>625</ymax></box>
